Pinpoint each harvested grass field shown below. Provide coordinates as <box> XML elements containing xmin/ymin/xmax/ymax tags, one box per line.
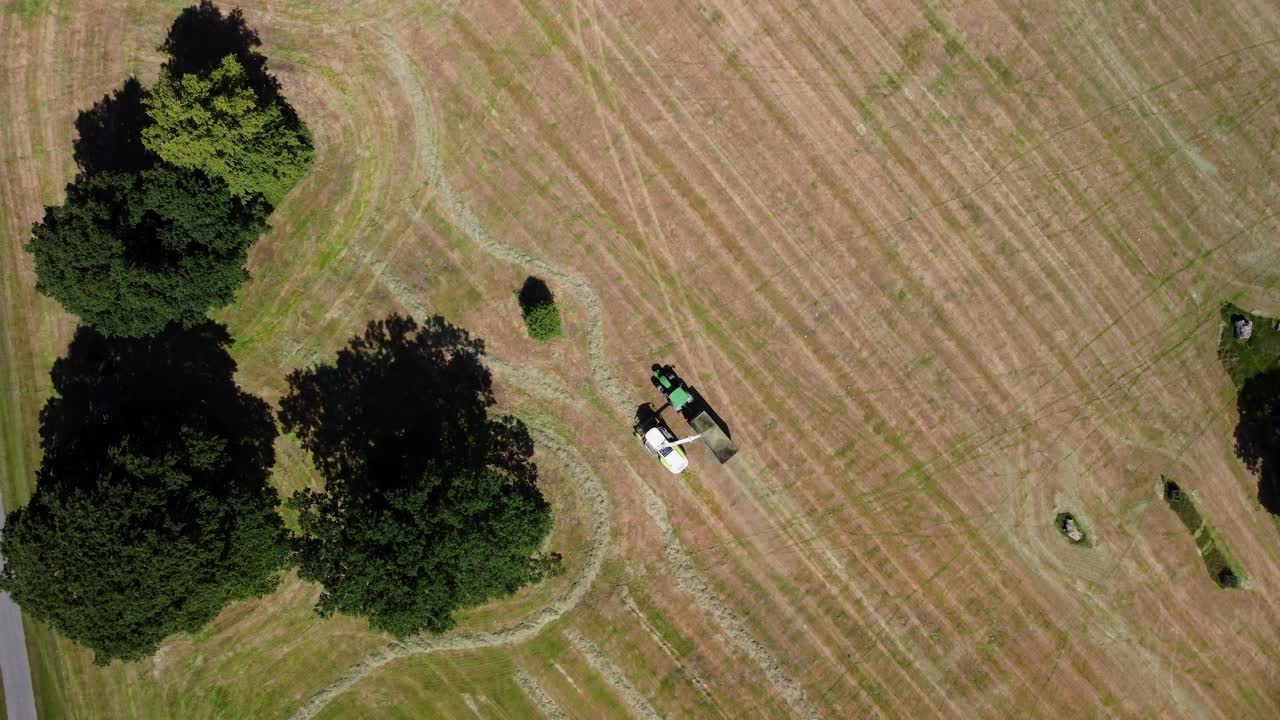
<box><xmin>4</xmin><ymin>0</ymin><xmax>1280</xmax><ymax>718</ymax></box>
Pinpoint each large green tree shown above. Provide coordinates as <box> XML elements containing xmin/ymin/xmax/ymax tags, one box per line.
<box><xmin>143</xmin><ymin>54</ymin><xmax>313</xmax><ymax>205</ymax></box>
<box><xmin>279</xmin><ymin>315</ymin><xmax>554</xmax><ymax>636</ymax></box>
<box><xmin>0</xmin><ymin>324</ymin><xmax>289</xmax><ymax>665</ymax></box>
<box><xmin>26</xmin><ymin>165</ymin><xmax>268</xmax><ymax>337</ymax></box>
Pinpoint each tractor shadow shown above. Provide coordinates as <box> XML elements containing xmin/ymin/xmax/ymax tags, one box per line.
<box><xmin>634</xmin><ymin>402</ymin><xmax>658</xmax><ymax>431</ymax></box>
<box><xmin>633</xmin><ymin>402</ymin><xmax>677</xmax><ymax>436</ymax></box>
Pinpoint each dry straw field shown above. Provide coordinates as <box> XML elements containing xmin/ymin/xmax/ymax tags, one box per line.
<box><xmin>4</xmin><ymin>0</ymin><xmax>1280</xmax><ymax>717</ymax></box>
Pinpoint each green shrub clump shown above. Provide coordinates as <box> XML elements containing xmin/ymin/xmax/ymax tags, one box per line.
<box><xmin>517</xmin><ymin>276</ymin><xmax>562</xmax><ymax>340</ymax></box>
<box><xmin>27</xmin><ymin>166</ymin><xmax>269</xmax><ymax>337</ymax></box>
<box><xmin>523</xmin><ymin>302</ymin><xmax>563</xmax><ymax>340</ymax></box>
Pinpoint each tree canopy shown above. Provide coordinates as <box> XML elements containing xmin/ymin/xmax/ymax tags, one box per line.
<box><xmin>1234</xmin><ymin>368</ymin><xmax>1280</xmax><ymax>515</ymax></box>
<box><xmin>143</xmin><ymin>53</ymin><xmax>313</xmax><ymax>206</ymax></box>
<box><xmin>0</xmin><ymin>324</ymin><xmax>289</xmax><ymax>664</ymax></box>
<box><xmin>279</xmin><ymin>315</ymin><xmax>554</xmax><ymax>637</ymax></box>
<box><xmin>29</xmin><ymin>2</ymin><xmax>310</xmax><ymax>336</ymax></box>
<box><xmin>26</xmin><ymin>165</ymin><xmax>269</xmax><ymax>337</ymax></box>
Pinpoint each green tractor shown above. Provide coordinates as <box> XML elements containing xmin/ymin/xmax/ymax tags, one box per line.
<box><xmin>635</xmin><ymin>365</ymin><xmax>738</xmax><ymax>472</ymax></box>
<box><xmin>653</xmin><ymin>364</ymin><xmax>695</xmax><ymax>412</ymax></box>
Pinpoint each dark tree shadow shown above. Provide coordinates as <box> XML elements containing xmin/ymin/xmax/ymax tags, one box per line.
<box><xmin>160</xmin><ymin>0</ymin><xmax>286</xmax><ymax>107</ymax></box>
<box><xmin>1234</xmin><ymin>368</ymin><xmax>1280</xmax><ymax>515</ymax></box>
<box><xmin>38</xmin><ymin>322</ymin><xmax>277</xmax><ymax>495</ymax></box>
<box><xmin>72</xmin><ymin>77</ymin><xmax>152</xmax><ymax>176</ymax></box>
<box><xmin>279</xmin><ymin>314</ymin><xmax>537</xmax><ymax>495</ymax></box>
<box><xmin>69</xmin><ymin>2</ymin><xmax>302</xmax><ymax>182</ymax></box>
<box><xmin>518</xmin><ymin>276</ymin><xmax>555</xmax><ymax>312</ymax></box>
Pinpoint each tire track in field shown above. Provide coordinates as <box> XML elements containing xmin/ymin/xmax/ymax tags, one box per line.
<box><xmin>379</xmin><ymin>29</ymin><xmax>822</xmax><ymax>720</ymax></box>
<box><xmin>513</xmin><ymin>669</ymin><xmax>568</xmax><ymax>720</ymax></box>
<box><xmin>585</xmin><ymin>9</ymin><xmax>999</xmax><ymax>713</ymax></box>
<box><xmin>577</xmin><ymin>9</ymin><xmax>961</xmax><ymax>714</ymax></box>
<box><xmin>565</xmin><ymin>627</ymin><xmax>663</xmax><ymax>720</ymax></box>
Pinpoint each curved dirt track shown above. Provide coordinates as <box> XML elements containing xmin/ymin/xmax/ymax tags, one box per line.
<box><xmin>287</xmin><ymin>28</ymin><xmax>819</xmax><ymax>720</ymax></box>
<box><xmin>381</xmin><ymin>28</ymin><xmax>819</xmax><ymax>719</ymax></box>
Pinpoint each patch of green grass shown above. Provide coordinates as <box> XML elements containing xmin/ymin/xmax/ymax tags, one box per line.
<box><xmin>1162</xmin><ymin>478</ymin><xmax>1245</xmax><ymax>589</ymax></box>
<box><xmin>7</xmin><ymin>0</ymin><xmax>49</xmax><ymax>23</ymax></box>
<box><xmin>928</xmin><ymin>66</ymin><xmax>957</xmax><ymax>95</ymax></box>
<box><xmin>901</xmin><ymin>28</ymin><xmax>930</xmax><ymax>70</ymax></box>
<box><xmin>1217</xmin><ymin>302</ymin><xmax>1280</xmax><ymax>388</ymax></box>
<box><xmin>628</xmin><ymin>589</ymin><xmax>695</xmax><ymax>657</ymax></box>
<box><xmin>985</xmin><ymin>55</ymin><xmax>1016</xmax><ymax>87</ymax></box>
<box><xmin>206</xmin><ymin>686</ymin><xmax>236</xmax><ymax>718</ymax></box>
<box><xmin>923</xmin><ymin>7</ymin><xmax>966</xmax><ymax>59</ymax></box>
<box><xmin>315</xmin><ymin>646</ymin><xmax>545</xmax><ymax>720</ymax></box>
<box><xmin>883</xmin><ymin>71</ymin><xmax>903</xmax><ymax>91</ymax></box>
<box><xmin>578</xmin><ymin>382</ymin><xmax>616</xmax><ymax>421</ymax></box>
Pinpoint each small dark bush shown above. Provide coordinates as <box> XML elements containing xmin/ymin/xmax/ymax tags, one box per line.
<box><xmin>517</xmin><ymin>276</ymin><xmax>562</xmax><ymax>340</ymax></box>
<box><xmin>1217</xmin><ymin>567</ymin><xmax>1240</xmax><ymax>589</ymax></box>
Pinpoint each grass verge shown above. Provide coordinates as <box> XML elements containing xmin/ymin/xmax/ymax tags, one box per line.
<box><xmin>1217</xmin><ymin>302</ymin><xmax>1280</xmax><ymax>388</ymax></box>
<box><xmin>1162</xmin><ymin>478</ymin><xmax>1246</xmax><ymax>589</ymax></box>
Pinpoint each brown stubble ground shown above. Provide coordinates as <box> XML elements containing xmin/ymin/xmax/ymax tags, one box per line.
<box><xmin>4</xmin><ymin>0</ymin><xmax>1280</xmax><ymax>718</ymax></box>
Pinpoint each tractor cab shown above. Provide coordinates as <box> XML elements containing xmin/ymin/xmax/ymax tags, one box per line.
<box><xmin>652</xmin><ymin>365</ymin><xmax>694</xmax><ymax>411</ymax></box>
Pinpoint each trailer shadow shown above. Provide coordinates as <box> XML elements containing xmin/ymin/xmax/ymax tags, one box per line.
<box><xmin>675</xmin><ymin>387</ymin><xmax>733</xmax><ymax>442</ymax></box>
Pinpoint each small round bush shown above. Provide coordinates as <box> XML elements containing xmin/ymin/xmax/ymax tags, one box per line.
<box><xmin>523</xmin><ymin>302</ymin><xmax>562</xmax><ymax>340</ymax></box>
<box><xmin>1217</xmin><ymin>567</ymin><xmax>1240</xmax><ymax>588</ymax></box>
<box><xmin>516</xmin><ymin>276</ymin><xmax>561</xmax><ymax>340</ymax></box>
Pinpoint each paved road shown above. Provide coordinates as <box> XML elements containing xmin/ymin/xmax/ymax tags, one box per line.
<box><xmin>0</xmin><ymin>495</ymin><xmax>37</xmax><ymax>720</ymax></box>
